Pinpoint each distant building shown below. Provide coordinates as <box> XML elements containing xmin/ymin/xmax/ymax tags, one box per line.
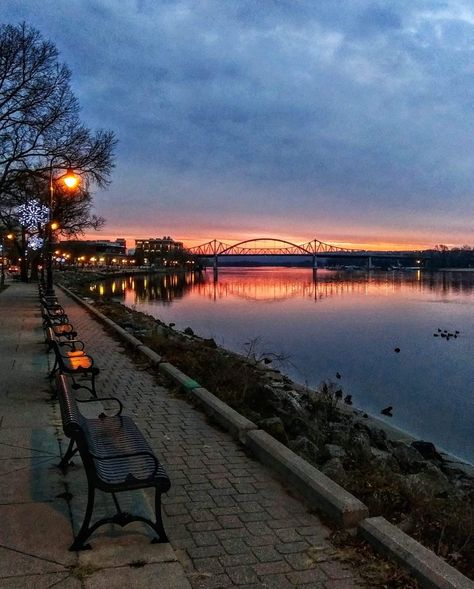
<box><xmin>135</xmin><ymin>236</ymin><xmax>185</xmax><ymax>266</ymax></box>
<box><xmin>57</xmin><ymin>238</ymin><xmax>129</xmax><ymax>265</ymax></box>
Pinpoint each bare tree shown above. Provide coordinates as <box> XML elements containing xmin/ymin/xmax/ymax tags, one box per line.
<box><xmin>0</xmin><ymin>22</ymin><xmax>117</xmax><ymax>279</ymax></box>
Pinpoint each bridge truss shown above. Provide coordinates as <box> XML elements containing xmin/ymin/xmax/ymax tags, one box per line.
<box><xmin>188</xmin><ymin>238</ymin><xmax>360</xmax><ymax>257</ymax></box>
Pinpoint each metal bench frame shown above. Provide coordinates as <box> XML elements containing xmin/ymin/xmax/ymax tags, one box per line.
<box><xmin>56</xmin><ymin>374</ymin><xmax>170</xmax><ymax>551</ymax></box>
<box><xmin>49</xmin><ymin>339</ymin><xmax>99</xmax><ymax>398</ymax></box>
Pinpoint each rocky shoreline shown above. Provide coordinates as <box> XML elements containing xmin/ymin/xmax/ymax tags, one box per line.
<box><xmin>59</xmin><ymin>271</ymin><xmax>473</xmax><ymax>579</ymax></box>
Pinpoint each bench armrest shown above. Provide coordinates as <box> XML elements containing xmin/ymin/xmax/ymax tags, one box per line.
<box><xmin>58</xmin><ymin>339</ymin><xmax>85</xmax><ymax>351</ymax></box>
<box><xmin>47</xmin><ymin>315</ymin><xmax>69</xmax><ymax>325</ymax></box>
<box><xmin>89</xmin><ymin>449</ymin><xmax>159</xmax><ymax>478</ymax></box>
<box><xmin>77</xmin><ymin>396</ymin><xmax>123</xmax><ymax>416</ymax></box>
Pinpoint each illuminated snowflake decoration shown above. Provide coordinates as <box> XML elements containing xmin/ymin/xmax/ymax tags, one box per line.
<box><xmin>27</xmin><ymin>235</ymin><xmax>44</xmax><ymax>251</ymax></box>
<box><xmin>17</xmin><ymin>200</ymin><xmax>49</xmax><ymax>229</ymax></box>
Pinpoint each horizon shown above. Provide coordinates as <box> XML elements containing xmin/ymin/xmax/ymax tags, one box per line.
<box><xmin>81</xmin><ymin>232</ymin><xmax>457</xmax><ymax>252</ymax></box>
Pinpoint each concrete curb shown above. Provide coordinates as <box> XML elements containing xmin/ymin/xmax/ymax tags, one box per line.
<box><xmin>159</xmin><ymin>362</ymin><xmax>201</xmax><ymax>390</ymax></box>
<box><xmin>246</xmin><ymin>429</ymin><xmax>369</xmax><ymax>528</ymax></box>
<box><xmin>359</xmin><ymin>517</ymin><xmax>474</xmax><ymax>589</ymax></box>
<box><xmin>192</xmin><ymin>387</ymin><xmax>258</xmax><ymax>443</ymax></box>
<box><xmin>58</xmin><ymin>284</ymin><xmax>474</xmax><ymax>588</ymax></box>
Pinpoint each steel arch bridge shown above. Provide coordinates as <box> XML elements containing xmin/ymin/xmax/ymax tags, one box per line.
<box><xmin>187</xmin><ymin>238</ymin><xmax>361</xmax><ymax>257</ymax></box>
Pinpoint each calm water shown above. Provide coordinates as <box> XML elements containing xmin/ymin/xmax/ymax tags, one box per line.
<box><xmin>90</xmin><ymin>268</ymin><xmax>474</xmax><ymax>463</ymax></box>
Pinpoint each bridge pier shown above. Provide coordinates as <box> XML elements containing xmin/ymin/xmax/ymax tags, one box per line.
<box><xmin>213</xmin><ymin>255</ymin><xmax>219</xmax><ymax>282</ymax></box>
<box><xmin>367</xmin><ymin>256</ymin><xmax>373</xmax><ymax>271</ymax></box>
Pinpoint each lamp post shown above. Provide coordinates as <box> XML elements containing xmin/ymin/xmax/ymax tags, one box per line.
<box><xmin>1</xmin><ymin>231</ymin><xmax>14</xmax><ymax>287</ymax></box>
<box><xmin>46</xmin><ymin>158</ymin><xmax>79</xmax><ymax>294</ymax></box>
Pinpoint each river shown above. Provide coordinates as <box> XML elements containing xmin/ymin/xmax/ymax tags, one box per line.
<box><xmin>89</xmin><ymin>268</ymin><xmax>474</xmax><ymax>464</ymax></box>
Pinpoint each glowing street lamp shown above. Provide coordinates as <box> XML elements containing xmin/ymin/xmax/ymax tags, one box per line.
<box><xmin>46</xmin><ymin>159</ymin><xmax>80</xmax><ymax>294</ymax></box>
<box><xmin>62</xmin><ymin>169</ymin><xmax>79</xmax><ymax>189</ymax></box>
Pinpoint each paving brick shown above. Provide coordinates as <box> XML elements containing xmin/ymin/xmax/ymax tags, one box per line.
<box><xmin>275</xmin><ymin>541</ymin><xmax>309</xmax><ymax>555</ymax></box>
<box><xmin>187</xmin><ymin>545</ymin><xmax>226</xmax><ymax>559</ymax></box>
<box><xmin>323</xmin><ymin>580</ymin><xmax>359</xmax><ymax>589</ymax></box>
<box><xmin>239</xmin><ymin>511</ymin><xmax>268</xmax><ymax>523</ymax></box>
<box><xmin>219</xmin><ymin>553</ymin><xmax>258</xmax><ymax>567</ymax></box>
<box><xmin>193</xmin><ymin>532</ymin><xmax>220</xmax><ymax>547</ymax></box>
<box><xmin>187</xmin><ymin>521</ymin><xmax>223</xmax><ymax>533</ymax></box>
<box><xmin>284</xmin><ymin>551</ymin><xmax>316</xmax><ymax>570</ymax></box>
<box><xmin>319</xmin><ymin>561</ymin><xmax>354</xmax><ymax>579</ymax></box>
<box><xmin>257</xmin><ymin>574</ymin><xmax>294</xmax><ymax>589</ymax></box>
<box><xmin>221</xmin><ymin>538</ymin><xmax>249</xmax><ymax>555</ymax></box>
<box><xmin>253</xmin><ymin>561</ymin><xmax>291</xmax><ymax>576</ymax></box>
<box><xmin>188</xmin><ymin>572</ymin><xmax>232</xmax><ymax>589</ymax></box>
<box><xmin>227</xmin><ymin>565</ymin><xmax>260</xmax><ymax>585</ymax></box>
<box><xmin>251</xmin><ymin>545</ymin><xmax>281</xmax><ymax>563</ymax></box>
<box><xmin>217</xmin><ymin>515</ymin><xmax>243</xmax><ymax>528</ymax></box>
<box><xmin>286</xmin><ymin>567</ymin><xmax>328</xmax><ymax>584</ymax></box>
<box><xmin>194</xmin><ymin>558</ymin><xmax>225</xmax><ymax>574</ymax></box>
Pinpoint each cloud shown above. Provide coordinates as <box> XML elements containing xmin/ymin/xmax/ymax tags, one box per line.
<box><xmin>2</xmin><ymin>0</ymin><xmax>474</xmax><ymax>245</ymax></box>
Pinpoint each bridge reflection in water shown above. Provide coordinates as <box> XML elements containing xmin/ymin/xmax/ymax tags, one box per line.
<box><xmin>89</xmin><ymin>268</ymin><xmax>474</xmax><ymax>305</ymax></box>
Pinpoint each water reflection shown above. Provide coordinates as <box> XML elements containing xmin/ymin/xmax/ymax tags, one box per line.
<box><xmin>90</xmin><ymin>268</ymin><xmax>474</xmax><ymax>304</ymax></box>
<box><xmin>90</xmin><ymin>268</ymin><xmax>474</xmax><ymax>463</ymax></box>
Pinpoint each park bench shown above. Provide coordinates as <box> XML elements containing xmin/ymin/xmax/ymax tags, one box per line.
<box><xmin>45</xmin><ymin>326</ymin><xmax>83</xmax><ymax>352</ymax></box>
<box><xmin>44</xmin><ymin>319</ymin><xmax>78</xmax><ymax>341</ymax></box>
<box><xmin>56</xmin><ymin>374</ymin><xmax>170</xmax><ymax>550</ymax></box>
<box><xmin>49</xmin><ymin>339</ymin><xmax>99</xmax><ymax>398</ymax></box>
<box><xmin>41</xmin><ymin>303</ymin><xmax>70</xmax><ymax>327</ymax></box>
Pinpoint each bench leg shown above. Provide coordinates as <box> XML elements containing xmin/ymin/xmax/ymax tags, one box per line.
<box><xmin>151</xmin><ymin>490</ymin><xmax>169</xmax><ymax>544</ymax></box>
<box><xmin>58</xmin><ymin>439</ymin><xmax>78</xmax><ymax>471</ymax></box>
<box><xmin>70</xmin><ymin>375</ymin><xmax>97</xmax><ymax>399</ymax></box>
<box><xmin>48</xmin><ymin>357</ymin><xmax>59</xmax><ymax>378</ymax></box>
<box><xmin>70</xmin><ymin>485</ymin><xmax>95</xmax><ymax>551</ymax></box>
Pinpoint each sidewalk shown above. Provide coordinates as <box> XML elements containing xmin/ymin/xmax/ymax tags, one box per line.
<box><xmin>0</xmin><ymin>281</ymin><xmax>365</xmax><ymax>588</ymax></box>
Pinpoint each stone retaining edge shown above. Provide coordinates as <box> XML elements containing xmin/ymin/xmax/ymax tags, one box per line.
<box><xmin>192</xmin><ymin>387</ymin><xmax>258</xmax><ymax>443</ymax></box>
<box><xmin>360</xmin><ymin>517</ymin><xmax>474</xmax><ymax>589</ymax></box>
<box><xmin>159</xmin><ymin>362</ymin><xmax>201</xmax><ymax>390</ymax></box>
<box><xmin>246</xmin><ymin>429</ymin><xmax>369</xmax><ymax>528</ymax></box>
<box><xmin>58</xmin><ymin>284</ymin><xmax>474</xmax><ymax>588</ymax></box>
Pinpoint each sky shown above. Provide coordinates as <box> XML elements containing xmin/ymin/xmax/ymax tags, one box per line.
<box><xmin>2</xmin><ymin>0</ymin><xmax>474</xmax><ymax>250</ymax></box>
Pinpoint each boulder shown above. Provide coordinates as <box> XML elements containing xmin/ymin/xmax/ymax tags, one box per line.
<box><xmin>321</xmin><ymin>458</ymin><xmax>347</xmax><ymax>485</ymax></box>
<box><xmin>392</xmin><ymin>443</ymin><xmax>425</xmax><ymax>473</ymax></box>
<box><xmin>329</xmin><ymin>424</ymin><xmax>349</xmax><ymax>446</ymax></box>
<box><xmin>258</xmin><ymin>417</ymin><xmax>288</xmax><ymax>444</ymax></box>
<box><xmin>371</xmin><ymin>448</ymin><xmax>401</xmax><ymax>473</ymax></box>
<box><xmin>288</xmin><ymin>436</ymin><xmax>319</xmax><ymax>464</ymax></box>
<box><xmin>324</xmin><ymin>443</ymin><xmax>347</xmax><ymax>461</ymax></box>
<box><xmin>346</xmin><ymin>432</ymin><xmax>372</xmax><ymax>463</ymax></box>
<box><xmin>285</xmin><ymin>416</ymin><xmax>310</xmax><ymax>439</ymax></box>
<box><xmin>369</xmin><ymin>428</ymin><xmax>390</xmax><ymax>451</ymax></box>
<box><xmin>403</xmin><ymin>464</ymin><xmax>452</xmax><ymax>498</ymax></box>
<box><xmin>411</xmin><ymin>440</ymin><xmax>443</xmax><ymax>461</ymax></box>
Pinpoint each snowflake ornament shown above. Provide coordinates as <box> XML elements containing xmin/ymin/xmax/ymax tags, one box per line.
<box><xmin>17</xmin><ymin>200</ymin><xmax>49</xmax><ymax>229</ymax></box>
<box><xmin>28</xmin><ymin>235</ymin><xmax>44</xmax><ymax>251</ymax></box>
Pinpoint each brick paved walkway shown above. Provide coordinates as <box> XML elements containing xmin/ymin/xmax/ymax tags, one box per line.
<box><xmin>57</xmin><ymin>289</ymin><xmax>365</xmax><ymax>589</ymax></box>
